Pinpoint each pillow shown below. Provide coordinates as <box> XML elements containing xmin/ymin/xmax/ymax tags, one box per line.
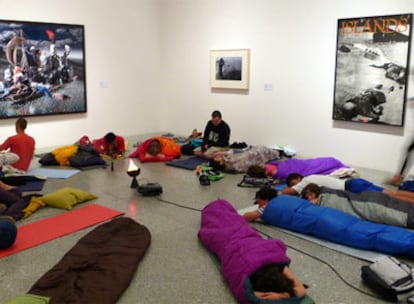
<box><xmin>4</xmin><ymin>294</ymin><xmax>50</xmax><ymax>304</ymax></box>
<box><xmin>39</xmin><ymin>187</ymin><xmax>97</xmax><ymax>210</ymax></box>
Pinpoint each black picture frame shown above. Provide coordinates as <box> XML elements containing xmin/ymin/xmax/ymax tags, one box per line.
<box><xmin>333</xmin><ymin>14</ymin><xmax>412</xmax><ymax>126</ymax></box>
<box><xmin>0</xmin><ymin>19</ymin><xmax>87</xmax><ymax>119</ymax></box>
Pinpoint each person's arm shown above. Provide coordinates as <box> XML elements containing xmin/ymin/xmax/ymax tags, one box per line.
<box><xmin>254</xmin><ymin>291</ymin><xmax>290</xmax><ymax>301</ymax></box>
<box><xmin>281</xmin><ymin>187</ymin><xmax>298</xmax><ymax>195</ymax></box>
<box><xmin>116</xmin><ymin>136</ymin><xmax>126</xmax><ymax>154</ymax></box>
<box><xmin>216</xmin><ymin>123</ymin><xmax>230</xmax><ymax>147</ymax></box>
<box><xmin>202</xmin><ymin>121</ymin><xmax>212</xmax><ymax>148</ymax></box>
<box><xmin>283</xmin><ymin>267</ymin><xmax>307</xmax><ymax>297</ymax></box>
<box><xmin>243</xmin><ymin>210</ymin><xmax>262</xmax><ymax>222</ymax></box>
<box><xmin>0</xmin><ymin>137</ymin><xmax>11</xmax><ymax>151</ymax></box>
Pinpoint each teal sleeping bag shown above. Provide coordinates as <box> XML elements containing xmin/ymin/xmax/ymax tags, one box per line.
<box><xmin>262</xmin><ymin>195</ymin><xmax>414</xmax><ymax>258</ymax></box>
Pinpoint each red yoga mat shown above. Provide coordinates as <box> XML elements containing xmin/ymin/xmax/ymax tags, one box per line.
<box><xmin>0</xmin><ymin>204</ymin><xmax>124</xmax><ymax>259</ymax></box>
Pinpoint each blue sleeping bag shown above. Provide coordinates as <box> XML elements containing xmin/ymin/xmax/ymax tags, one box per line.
<box><xmin>262</xmin><ymin>195</ymin><xmax>414</xmax><ymax>258</ymax></box>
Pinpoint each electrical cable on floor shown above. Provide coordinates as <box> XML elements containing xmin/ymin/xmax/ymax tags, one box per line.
<box><xmin>155</xmin><ymin>197</ymin><xmax>202</xmax><ymax>212</ymax></box>
<box><xmin>152</xmin><ymin>196</ymin><xmax>382</xmax><ymax>300</ymax></box>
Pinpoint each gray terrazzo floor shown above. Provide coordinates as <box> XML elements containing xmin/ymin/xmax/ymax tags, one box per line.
<box><xmin>0</xmin><ymin>136</ymin><xmax>411</xmax><ymax>304</ymax></box>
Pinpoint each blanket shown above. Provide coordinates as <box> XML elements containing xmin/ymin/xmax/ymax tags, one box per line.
<box><xmin>129</xmin><ymin>136</ymin><xmax>181</xmax><ymax>162</ymax></box>
<box><xmin>223</xmin><ymin>145</ymin><xmax>280</xmax><ymax>173</ymax></box>
<box><xmin>267</xmin><ymin>157</ymin><xmax>349</xmax><ymax>180</ymax></box>
<box><xmin>262</xmin><ymin>195</ymin><xmax>414</xmax><ymax>258</ymax></box>
<box><xmin>28</xmin><ymin>217</ymin><xmax>151</xmax><ymax>304</ymax></box>
<box><xmin>200</xmin><ymin>200</ymin><xmax>304</xmax><ymax>304</ymax></box>
<box><xmin>318</xmin><ymin>187</ymin><xmax>414</xmax><ymax>228</ymax></box>
<box><xmin>38</xmin><ymin>144</ymin><xmax>106</xmax><ymax>168</ymax></box>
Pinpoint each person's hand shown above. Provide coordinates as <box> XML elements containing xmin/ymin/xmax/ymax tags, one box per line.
<box><xmin>254</xmin><ymin>291</ymin><xmax>290</xmax><ymax>300</ymax></box>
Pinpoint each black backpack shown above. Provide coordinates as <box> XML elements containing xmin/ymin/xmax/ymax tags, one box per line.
<box><xmin>361</xmin><ymin>256</ymin><xmax>414</xmax><ymax>302</ymax></box>
<box><xmin>237</xmin><ymin>175</ymin><xmax>275</xmax><ymax>188</ymax></box>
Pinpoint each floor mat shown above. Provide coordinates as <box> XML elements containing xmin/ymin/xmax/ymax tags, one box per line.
<box><xmin>0</xmin><ymin>204</ymin><xmax>124</xmax><ymax>259</ymax></box>
<box><xmin>0</xmin><ymin>175</ymin><xmax>46</xmax><ymax>192</ymax></box>
<box><xmin>27</xmin><ymin>168</ymin><xmax>80</xmax><ymax>179</ymax></box>
<box><xmin>16</xmin><ymin>180</ymin><xmax>46</xmax><ymax>192</ymax></box>
<box><xmin>166</xmin><ymin>157</ymin><xmax>207</xmax><ymax>170</ymax></box>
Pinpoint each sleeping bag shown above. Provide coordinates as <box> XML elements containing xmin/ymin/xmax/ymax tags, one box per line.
<box><xmin>129</xmin><ymin>136</ymin><xmax>181</xmax><ymax>162</ymax></box>
<box><xmin>317</xmin><ymin>187</ymin><xmax>414</xmax><ymax>228</ymax></box>
<box><xmin>199</xmin><ymin>200</ymin><xmax>310</xmax><ymax>304</ymax></box>
<box><xmin>262</xmin><ymin>195</ymin><xmax>414</xmax><ymax>257</ymax></box>
<box><xmin>222</xmin><ymin>145</ymin><xmax>280</xmax><ymax>173</ymax></box>
<box><xmin>28</xmin><ymin>217</ymin><xmax>151</xmax><ymax>303</ymax></box>
<box><xmin>267</xmin><ymin>157</ymin><xmax>349</xmax><ymax>180</ymax></box>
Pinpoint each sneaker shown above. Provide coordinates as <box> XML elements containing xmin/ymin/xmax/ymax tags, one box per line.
<box><xmin>199</xmin><ymin>174</ymin><xmax>210</xmax><ymax>186</ymax></box>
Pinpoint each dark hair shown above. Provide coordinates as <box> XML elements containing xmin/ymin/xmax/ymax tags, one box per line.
<box><xmin>211</xmin><ymin>110</ymin><xmax>222</xmax><ymax>119</ymax></box>
<box><xmin>255</xmin><ymin>186</ymin><xmax>278</xmax><ymax>201</ymax></box>
<box><xmin>286</xmin><ymin>173</ymin><xmax>303</xmax><ymax>187</ymax></box>
<box><xmin>104</xmin><ymin>132</ymin><xmax>116</xmax><ymax>143</ymax></box>
<box><xmin>209</xmin><ymin>159</ymin><xmax>225</xmax><ymax>171</ymax></box>
<box><xmin>250</xmin><ymin>264</ymin><xmax>295</xmax><ymax>297</ymax></box>
<box><xmin>301</xmin><ymin>183</ymin><xmax>321</xmax><ymax>199</ymax></box>
<box><xmin>16</xmin><ymin>117</ymin><xmax>27</xmax><ymax>130</ymax></box>
<box><xmin>147</xmin><ymin>140</ymin><xmax>162</xmax><ymax>156</ymax></box>
<box><xmin>247</xmin><ymin>165</ymin><xmax>266</xmax><ymax>178</ymax></box>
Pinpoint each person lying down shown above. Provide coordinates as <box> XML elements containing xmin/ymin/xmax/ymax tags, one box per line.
<box><xmin>247</xmin><ymin>157</ymin><xmax>352</xmax><ymax>181</ymax></box>
<box><xmin>242</xmin><ymin>187</ymin><xmax>414</xmax><ymax>258</ymax></box>
<box><xmin>199</xmin><ymin>199</ymin><xmax>312</xmax><ymax>304</ymax></box>
<box><xmin>301</xmin><ymin>183</ymin><xmax>414</xmax><ymax>229</ymax></box>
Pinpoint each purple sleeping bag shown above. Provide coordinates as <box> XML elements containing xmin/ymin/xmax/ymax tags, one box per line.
<box><xmin>199</xmin><ymin>200</ymin><xmax>291</xmax><ymax>304</ymax></box>
<box><xmin>268</xmin><ymin>157</ymin><xmax>348</xmax><ymax>180</ymax></box>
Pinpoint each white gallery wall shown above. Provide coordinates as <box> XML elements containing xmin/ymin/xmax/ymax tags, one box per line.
<box><xmin>0</xmin><ymin>0</ymin><xmax>413</xmax><ymax>173</ymax></box>
<box><xmin>159</xmin><ymin>0</ymin><xmax>414</xmax><ymax>173</ymax></box>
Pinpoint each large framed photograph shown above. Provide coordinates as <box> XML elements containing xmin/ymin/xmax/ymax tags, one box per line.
<box><xmin>333</xmin><ymin>14</ymin><xmax>412</xmax><ymax>126</ymax></box>
<box><xmin>0</xmin><ymin>19</ymin><xmax>87</xmax><ymax>119</ymax></box>
<box><xmin>210</xmin><ymin>49</ymin><xmax>250</xmax><ymax>90</ymax></box>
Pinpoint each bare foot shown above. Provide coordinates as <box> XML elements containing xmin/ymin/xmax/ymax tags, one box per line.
<box><xmin>388</xmin><ymin>174</ymin><xmax>403</xmax><ymax>187</ymax></box>
<box><xmin>0</xmin><ymin>181</ymin><xmax>15</xmax><ymax>190</ymax></box>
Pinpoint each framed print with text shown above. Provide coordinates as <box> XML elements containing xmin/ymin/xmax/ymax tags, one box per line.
<box><xmin>332</xmin><ymin>14</ymin><xmax>412</xmax><ymax>126</ymax></box>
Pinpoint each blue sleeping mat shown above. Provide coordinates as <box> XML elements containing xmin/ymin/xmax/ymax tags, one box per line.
<box><xmin>166</xmin><ymin>156</ymin><xmax>206</xmax><ymax>170</ymax></box>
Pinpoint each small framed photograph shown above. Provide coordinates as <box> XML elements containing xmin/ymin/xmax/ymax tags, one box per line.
<box><xmin>210</xmin><ymin>48</ymin><xmax>250</xmax><ymax>90</ymax></box>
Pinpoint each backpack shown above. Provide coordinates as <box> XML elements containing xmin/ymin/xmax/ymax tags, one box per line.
<box><xmin>237</xmin><ymin>175</ymin><xmax>275</xmax><ymax>188</ymax></box>
<box><xmin>361</xmin><ymin>256</ymin><xmax>414</xmax><ymax>302</ymax></box>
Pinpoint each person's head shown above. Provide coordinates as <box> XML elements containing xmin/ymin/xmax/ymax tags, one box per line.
<box><xmin>209</xmin><ymin>158</ymin><xmax>225</xmax><ymax>171</ymax></box>
<box><xmin>286</xmin><ymin>173</ymin><xmax>303</xmax><ymax>187</ymax></box>
<box><xmin>255</xmin><ymin>186</ymin><xmax>278</xmax><ymax>207</ymax></box>
<box><xmin>104</xmin><ymin>132</ymin><xmax>116</xmax><ymax>144</ymax></box>
<box><xmin>15</xmin><ymin>117</ymin><xmax>27</xmax><ymax>133</ymax></box>
<box><xmin>0</xmin><ymin>218</ymin><xmax>17</xmax><ymax>249</ymax></box>
<box><xmin>250</xmin><ymin>264</ymin><xmax>295</xmax><ymax>297</ymax></box>
<box><xmin>147</xmin><ymin>140</ymin><xmax>162</xmax><ymax>156</ymax></box>
<box><xmin>247</xmin><ymin>165</ymin><xmax>267</xmax><ymax>178</ymax></box>
<box><xmin>301</xmin><ymin>183</ymin><xmax>321</xmax><ymax>204</ymax></box>
<box><xmin>211</xmin><ymin>110</ymin><xmax>222</xmax><ymax>126</ymax></box>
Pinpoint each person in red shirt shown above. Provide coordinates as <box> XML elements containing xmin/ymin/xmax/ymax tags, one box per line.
<box><xmin>93</xmin><ymin>132</ymin><xmax>125</xmax><ymax>159</ymax></box>
<box><xmin>0</xmin><ymin>117</ymin><xmax>35</xmax><ymax>171</ymax></box>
